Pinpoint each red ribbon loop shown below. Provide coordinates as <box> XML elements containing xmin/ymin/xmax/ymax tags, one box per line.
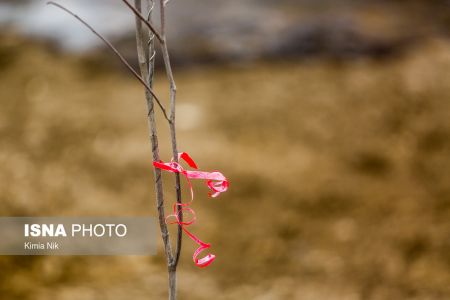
<box><xmin>153</xmin><ymin>152</ymin><xmax>228</xmax><ymax>268</ymax></box>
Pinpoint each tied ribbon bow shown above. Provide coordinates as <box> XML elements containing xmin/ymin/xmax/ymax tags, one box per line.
<box><xmin>153</xmin><ymin>152</ymin><xmax>229</xmax><ymax>268</ymax></box>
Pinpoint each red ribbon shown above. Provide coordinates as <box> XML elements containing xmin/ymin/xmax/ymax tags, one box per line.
<box><xmin>153</xmin><ymin>152</ymin><xmax>229</xmax><ymax>268</ymax></box>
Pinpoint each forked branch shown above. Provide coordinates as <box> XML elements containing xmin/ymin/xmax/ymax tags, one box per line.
<box><xmin>121</xmin><ymin>0</ymin><xmax>163</xmax><ymax>42</ymax></box>
<box><xmin>46</xmin><ymin>1</ymin><xmax>170</xmax><ymax>123</ymax></box>
<box><xmin>49</xmin><ymin>1</ymin><xmax>183</xmax><ymax>298</ymax></box>
<box><xmin>123</xmin><ymin>0</ymin><xmax>183</xmax><ymax>270</ymax></box>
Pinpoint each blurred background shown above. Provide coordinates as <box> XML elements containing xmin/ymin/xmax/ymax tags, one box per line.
<box><xmin>0</xmin><ymin>0</ymin><xmax>449</xmax><ymax>299</ymax></box>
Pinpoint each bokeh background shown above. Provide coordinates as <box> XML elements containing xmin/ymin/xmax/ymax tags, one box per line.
<box><xmin>1</xmin><ymin>0</ymin><xmax>449</xmax><ymax>299</ymax></box>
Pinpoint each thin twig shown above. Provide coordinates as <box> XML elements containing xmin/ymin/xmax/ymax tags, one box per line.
<box><xmin>123</xmin><ymin>0</ymin><xmax>183</xmax><ymax>270</ymax></box>
<box><xmin>121</xmin><ymin>0</ymin><xmax>163</xmax><ymax>42</ymax></box>
<box><xmin>134</xmin><ymin>0</ymin><xmax>178</xmax><ymax>299</ymax></box>
<box><xmin>125</xmin><ymin>0</ymin><xmax>181</xmax><ymax>298</ymax></box>
<box><xmin>134</xmin><ymin>0</ymin><xmax>174</xmax><ymax>266</ymax></box>
<box><xmin>158</xmin><ymin>0</ymin><xmax>183</xmax><ymax>269</ymax></box>
<box><xmin>49</xmin><ymin>0</ymin><xmax>181</xmax><ymax>298</ymax></box>
<box><xmin>46</xmin><ymin>1</ymin><xmax>170</xmax><ymax>123</ymax></box>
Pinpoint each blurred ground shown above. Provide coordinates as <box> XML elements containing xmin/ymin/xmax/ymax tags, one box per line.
<box><xmin>0</xmin><ymin>31</ymin><xmax>449</xmax><ymax>299</ymax></box>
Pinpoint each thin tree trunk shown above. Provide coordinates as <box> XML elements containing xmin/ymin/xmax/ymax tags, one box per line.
<box><xmin>134</xmin><ymin>0</ymin><xmax>176</xmax><ymax>299</ymax></box>
<box><xmin>47</xmin><ymin>1</ymin><xmax>180</xmax><ymax>298</ymax></box>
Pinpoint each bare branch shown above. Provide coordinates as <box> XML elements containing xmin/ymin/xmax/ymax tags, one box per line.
<box><xmin>135</xmin><ymin>0</ymin><xmax>178</xmax><ymax>298</ymax></box>
<box><xmin>50</xmin><ymin>0</ymin><xmax>182</xmax><ymax>298</ymax></box>
<box><xmin>158</xmin><ymin>0</ymin><xmax>183</xmax><ymax>269</ymax></box>
<box><xmin>46</xmin><ymin>1</ymin><xmax>170</xmax><ymax>123</ymax></box>
<box><xmin>133</xmin><ymin>0</ymin><xmax>183</xmax><ymax>280</ymax></box>
<box><xmin>134</xmin><ymin>0</ymin><xmax>175</xmax><ymax>265</ymax></box>
<box><xmin>121</xmin><ymin>0</ymin><xmax>163</xmax><ymax>43</ymax></box>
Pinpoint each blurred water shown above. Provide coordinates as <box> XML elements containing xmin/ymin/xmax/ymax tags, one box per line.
<box><xmin>0</xmin><ymin>0</ymin><xmax>293</xmax><ymax>58</ymax></box>
<box><xmin>0</xmin><ymin>0</ymin><xmax>134</xmax><ymax>51</ymax></box>
<box><xmin>0</xmin><ymin>1</ymin><xmax>446</xmax><ymax>60</ymax></box>
<box><xmin>0</xmin><ymin>0</ymin><xmax>325</xmax><ymax>52</ymax></box>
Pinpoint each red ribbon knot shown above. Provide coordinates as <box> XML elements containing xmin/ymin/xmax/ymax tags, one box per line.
<box><xmin>153</xmin><ymin>152</ymin><xmax>229</xmax><ymax>268</ymax></box>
